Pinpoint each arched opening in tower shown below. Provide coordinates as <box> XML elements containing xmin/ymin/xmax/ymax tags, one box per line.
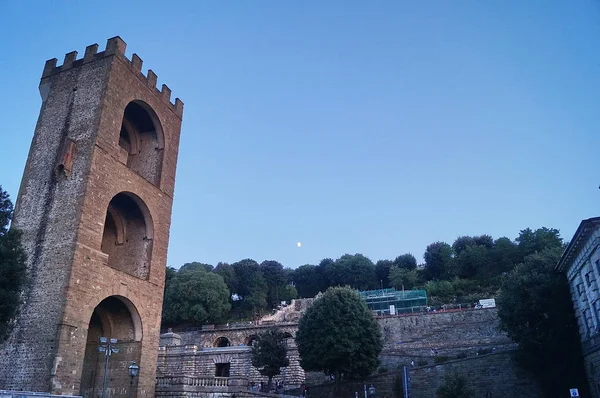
<box><xmin>101</xmin><ymin>192</ymin><xmax>153</xmax><ymax>279</ymax></box>
<box><xmin>80</xmin><ymin>296</ymin><xmax>142</xmax><ymax>398</ymax></box>
<box><xmin>118</xmin><ymin>101</ymin><xmax>164</xmax><ymax>186</ymax></box>
<box><xmin>214</xmin><ymin>336</ymin><xmax>231</xmax><ymax>347</ymax></box>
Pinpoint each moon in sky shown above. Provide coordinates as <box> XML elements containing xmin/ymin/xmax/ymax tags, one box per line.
<box><xmin>297</xmin><ymin>242</ymin><xmax>302</xmax><ymax>248</ymax></box>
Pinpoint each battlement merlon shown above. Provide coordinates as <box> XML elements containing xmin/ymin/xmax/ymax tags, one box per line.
<box><xmin>40</xmin><ymin>36</ymin><xmax>184</xmax><ymax>117</ymax></box>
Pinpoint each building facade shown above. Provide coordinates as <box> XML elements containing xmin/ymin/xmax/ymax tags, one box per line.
<box><xmin>557</xmin><ymin>217</ymin><xmax>600</xmax><ymax>397</ymax></box>
<box><xmin>0</xmin><ymin>37</ymin><xmax>183</xmax><ymax>397</ymax></box>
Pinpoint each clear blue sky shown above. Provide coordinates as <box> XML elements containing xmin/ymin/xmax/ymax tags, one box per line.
<box><xmin>1</xmin><ymin>1</ymin><xmax>600</xmax><ymax>269</ymax></box>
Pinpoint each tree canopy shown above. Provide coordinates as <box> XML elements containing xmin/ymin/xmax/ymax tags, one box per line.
<box><xmin>0</xmin><ymin>186</ymin><xmax>27</xmax><ymax>342</ymax></box>
<box><xmin>251</xmin><ymin>328</ymin><xmax>290</xmax><ymax>389</ymax></box>
<box><xmin>295</xmin><ymin>287</ymin><xmax>382</xmax><ymax>391</ymax></box>
<box><xmin>497</xmin><ymin>247</ymin><xmax>589</xmax><ymax>397</ymax></box>
<box><xmin>162</xmin><ymin>266</ymin><xmax>231</xmax><ymax>326</ymax></box>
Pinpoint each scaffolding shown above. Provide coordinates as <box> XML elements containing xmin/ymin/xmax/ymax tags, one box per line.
<box><xmin>359</xmin><ymin>288</ymin><xmax>428</xmax><ymax>315</ymax></box>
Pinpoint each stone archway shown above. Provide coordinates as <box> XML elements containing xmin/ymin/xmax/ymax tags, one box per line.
<box><xmin>80</xmin><ymin>296</ymin><xmax>142</xmax><ymax>398</ymax></box>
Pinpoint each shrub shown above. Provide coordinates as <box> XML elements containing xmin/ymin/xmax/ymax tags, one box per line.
<box><xmin>434</xmin><ymin>355</ymin><xmax>451</xmax><ymax>364</ymax></box>
<box><xmin>436</xmin><ymin>373</ymin><xmax>473</xmax><ymax>398</ymax></box>
<box><xmin>455</xmin><ymin>352</ymin><xmax>468</xmax><ymax>359</ymax></box>
<box><xmin>417</xmin><ymin>359</ymin><xmax>428</xmax><ymax>366</ymax></box>
<box><xmin>378</xmin><ymin>366</ymin><xmax>388</xmax><ymax>374</ymax></box>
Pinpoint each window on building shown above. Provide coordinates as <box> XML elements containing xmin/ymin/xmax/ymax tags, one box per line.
<box><xmin>578</xmin><ymin>283</ymin><xmax>585</xmax><ymax>296</ymax></box>
<box><xmin>215</xmin><ymin>363</ymin><xmax>230</xmax><ymax>377</ymax></box>
<box><xmin>584</xmin><ymin>309</ymin><xmax>592</xmax><ymax>334</ymax></box>
<box><xmin>587</xmin><ymin>272</ymin><xmax>593</xmax><ymax>287</ymax></box>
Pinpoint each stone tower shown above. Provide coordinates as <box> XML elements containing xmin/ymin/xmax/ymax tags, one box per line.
<box><xmin>0</xmin><ymin>37</ymin><xmax>183</xmax><ymax>397</ymax></box>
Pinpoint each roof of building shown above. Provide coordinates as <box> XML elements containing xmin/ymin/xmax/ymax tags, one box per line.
<box><xmin>556</xmin><ymin>217</ymin><xmax>600</xmax><ymax>272</ymax></box>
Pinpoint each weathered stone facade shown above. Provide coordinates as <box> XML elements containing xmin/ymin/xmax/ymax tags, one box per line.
<box><xmin>156</xmin><ymin>308</ymin><xmax>536</xmax><ymax>396</ymax></box>
<box><xmin>558</xmin><ymin>217</ymin><xmax>600</xmax><ymax>397</ymax></box>
<box><xmin>0</xmin><ymin>37</ymin><xmax>182</xmax><ymax>397</ymax></box>
<box><xmin>156</xmin><ymin>329</ymin><xmax>305</xmax><ymax>396</ymax></box>
<box><xmin>297</xmin><ymin>351</ymin><xmax>540</xmax><ymax>398</ymax></box>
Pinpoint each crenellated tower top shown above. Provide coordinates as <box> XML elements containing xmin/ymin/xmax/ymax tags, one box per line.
<box><xmin>41</xmin><ymin>36</ymin><xmax>183</xmax><ymax>117</ymax></box>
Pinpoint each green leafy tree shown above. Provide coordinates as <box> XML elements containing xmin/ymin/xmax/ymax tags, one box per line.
<box><xmin>453</xmin><ymin>245</ymin><xmax>491</xmax><ymax>279</ymax></box>
<box><xmin>214</xmin><ymin>262</ymin><xmax>238</xmax><ymax>295</ymax></box>
<box><xmin>436</xmin><ymin>373</ymin><xmax>473</xmax><ymax>398</ymax></box>
<box><xmin>280</xmin><ymin>284</ymin><xmax>298</xmax><ymax>302</ymax></box>
<box><xmin>423</xmin><ymin>242</ymin><xmax>454</xmax><ymax>280</ymax></box>
<box><xmin>296</xmin><ymin>287</ymin><xmax>383</xmax><ymax>392</ymax></box>
<box><xmin>291</xmin><ymin>264</ymin><xmax>320</xmax><ymax>298</ymax></box>
<box><xmin>0</xmin><ymin>186</ymin><xmax>27</xmax><ymax>342</ymax></box>
<box><xmin>516</xmin><ymin>227</ymin><xmax>563</xmax><ymax>260</ymax></box>
<box><xmin>497</xmin><ymin>247</ymin><xmax>589</xmax><ymax>397</ymax></box>
<box><xmin>452</xmin><ymin>236</ymin><xmax>476</xmax><ymax>256</ymax></box>
<box><xmin>162</xmin><ymin>267</ymin><xmax>231</xmax><ymax>326</ymax></box>
<box><xmin>326</xmin><ymin>254</ymin><xmax>377</xmax><ymax>290</ymax></box>
<box><xmin>260</xmin><ymin>260</ymin><xmax>286</xmax><ymax>309</ymax></box>
<box><xmin>473</xmin><ymin>234</ymin><xmax>494</xmax><ymax>249</ymax></box>
<box><xmin>490</xmin><ymin>237</ymin><xmax>519</xmax><ymax>275</ymax></box>
<box><xmin>251</xmin><ymin>328</ymin><xmax>290</xmax><ymax>390</ymax></box>
<box><xmin>389</xmin><ymin>267</ymin><xmax>418</xmax><ymax>290</ymax></box>
<box><xmin>179</xmin><ymin>262</ymin><xmax>214</xmax><ymax>273</ymax></box>
<box><xmin>231</xmin><ymin>259</ymin><xmax>268</xmax><ymax>316</ymax></box>
<box><xmin>393</xmin><ymin>253</ymin><xmax>417</xmax><ymax>271</ymax></box>
<box><xmin>375</xmin><ymin>259</ymin><xmax>394</xmax><ymax>288</ymax></box>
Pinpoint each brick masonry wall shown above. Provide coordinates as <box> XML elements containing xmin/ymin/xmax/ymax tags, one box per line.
<box><xmin>156</xmin><ymin>309</ymin><xmax>537</xmax><ymax>396</ymax></box>
<box><xmin>0</xmin><ymin>37</ymin><xmax>182</xmax><ymax>398</ymax></box>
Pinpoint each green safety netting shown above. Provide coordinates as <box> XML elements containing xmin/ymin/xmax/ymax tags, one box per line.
<box><xmin>358</xmin><ymin>288</ymin><xmax>428</xmax><ymax>314</ymax></box>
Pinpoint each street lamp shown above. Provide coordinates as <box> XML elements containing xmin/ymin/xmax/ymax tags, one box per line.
<box><xmin>128</xmin><ymin>362</ymin><xmax>140</xmax><ymax>398</ymax></box>
<box><xmin>98</xmin><ymin>337</ymin><xmax>119</xmax><ymax>398</ymax></box>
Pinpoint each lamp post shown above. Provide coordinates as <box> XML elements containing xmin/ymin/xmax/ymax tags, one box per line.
<box><xmin>128</xmin><ymin>361</ymin><xmax>140</xmax><ymax>398</ymax></box>
<box><xmin>98</xmin><ymin>337</ymin><xmax>120</xmax><ymax>398</ymax></box>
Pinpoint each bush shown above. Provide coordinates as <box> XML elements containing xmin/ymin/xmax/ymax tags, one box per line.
<box><xmin>455</xmin><ymin>352</ymin><xmax>468</xmax><ymax>359</ymax></box>
<box><xmin>417</xmin><ymin>359</ymin><xmax>428</xmax><ymax>366</ymax></box>
<box><xmin>434</xmin><ymin>355</ymin><xmax>451</xmax><ymax>364</ymax></box>
<box><xmin>477</xmin><ymin>348</ymin><xmax>492</xmax><ymax>356</ymax></box>
<box><xmin>378</xmin><ymin>366</ymin><xmax>388</xmax><ymax>374</ymax></box>
<box><xmin>436</xmin><ymin>373</ymin><xmax>473</xmax><ymax>398</ymax></box>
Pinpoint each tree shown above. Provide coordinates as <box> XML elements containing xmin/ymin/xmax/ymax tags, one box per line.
<box><xmin>497</xmin><ymin>247</ymin><xmax>589</xmax><ymax>397</ymax></box>
<box><xmin>436</xmin><ymin>373</ymin><xmax>473</xmax><ymax>398</ymax></box>
<box><xmin>260</xmin><ymin>260</ymin><xmax>286</xmax><ymax>309</ymax></box>
<box><xmin>162</xmin><ymin>267</ymin><xmax>231</xmax><ymax>326</ymax></box>
<box><xmin>423</xmin><ymin>242</ymin><xmax>453</xmax><ymax>280</ymax></box>
<box><xmin>452</xmin><ymin>236</ymin><xmax>476</xmax><ymax>256</ymax></box>
<box><xmin>231</xmin><ymin>259</ymin><xmax>268</xmax><ymax>316</ymax></box>
<box><xmin>375</xmin><ymin>260</ymin><xmax>393</xmax><ymax>288</ymax></box>
<box><xmin>326</xmin><ymin>254</ymin><xmax>377</xmax><ymax>290</ymax></box>
<box><xmin>0</xmin><ymin>186</ymin><xmax>27</xmax><ymax>342</ymax></box>
<box><xmin>251</xmin><ymin>328</ymin><xmax>290</xmax><ymax>390</ymax></box>
<box><xmin>389</xmin><ymin>267</ymin><xmax>418</xmax><ymax>290</ymax></box>
<box><xmin>516</xmin><ymin>227</ymin><xmax>563</xmax><ymax>260</ymax></box>
<box><xmin>393</xmin><ymin>253</ymin><xmax>417</xmax><ymax>271</ymax></box>
<box><xmin>296</xmin><ymin>287</ymin><xmax>382</xmax><ymax>392</ymax></box>
<box><xmin>453</xmin><ymin>245</ymin><xmax>491</xmax><ymax>279</ymax></box>
<box><xmin>291</xmin><ymin>264</ymin><xmax>320</xmax><ymax>298</ymax></box>
<box><xmin>214</xmin><ymin>262</ymin><xmax>238</xmax><ymax>295</ymax></box>
<box><xmin>180</xmin><ymin>262</ymin><xmax>214</xmax><ymax>273</ymax></box>
<box><xmin>280</xmin><ymin>284</ymin><xmax>298</xmax><ymax>302</ymax></box>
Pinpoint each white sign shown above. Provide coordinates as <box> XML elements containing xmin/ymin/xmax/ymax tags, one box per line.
<box><xmin>570</xmin><ymin>388</ymin><xmax>580</xmax><ymax>397</ymax></box>
<box><xmin>479</xmin><ymin>299</ymin><xmax>496</xmax><ymax>308</ymax></box>
<box><xmin>389</xmin><ymin>305</ymin><xmax>396</xmax><ymax>315</ymax></box>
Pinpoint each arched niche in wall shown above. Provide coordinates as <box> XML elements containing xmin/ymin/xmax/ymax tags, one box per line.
<box><xmin>80</xmin><ymin>296</ymin><xmax>143</xmax><ymax>396</ymax></box>
<box><xmin>101</xmin><ymin>192</ymin><xmax>153</xmax><ymax>279</ymax></box>
<box><xmin>118</xmin><ymin>100</ymin><xmax>165</xmax><ymax>186</ymax></box>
